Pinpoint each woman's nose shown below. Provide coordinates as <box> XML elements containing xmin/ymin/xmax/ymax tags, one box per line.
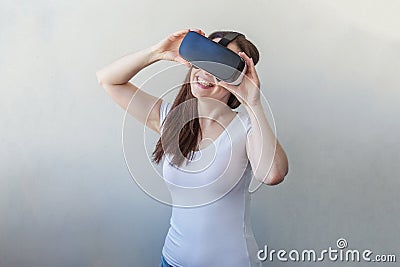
<box><xmin>200</xmin><ymin>69</ymin><xmax>218</xmax><ymax>82</ymax></box>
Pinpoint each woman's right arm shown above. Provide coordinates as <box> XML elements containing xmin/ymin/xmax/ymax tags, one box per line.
<box><xmin>96</xmin><ymin>45</ymin><xmax>164</xmax><ymax>134</ymax></box>
<box><xmin>95</xmin><ymin>29</ymin><xmax>204</xmax><ymax>134</ymax></box>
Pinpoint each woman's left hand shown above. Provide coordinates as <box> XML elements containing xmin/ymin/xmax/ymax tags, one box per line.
<box><xmin>219</xmin><ymin>52</ymin><xmax>261</xmax><ymax>107</ymax></box>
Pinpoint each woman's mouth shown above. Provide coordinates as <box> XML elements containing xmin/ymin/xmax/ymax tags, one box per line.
<box><xmin>195</xmin><ymin>76</ymin><xmax>215</xmax><ymax>89</ymax></box>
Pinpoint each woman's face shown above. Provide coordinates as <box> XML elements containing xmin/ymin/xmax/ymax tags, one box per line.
<box><xmin>189</xmin><ymin>38</ymin><xmax>241</xmax><ymax>103</ymax></box>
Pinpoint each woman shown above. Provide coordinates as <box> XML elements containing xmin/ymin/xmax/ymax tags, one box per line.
<box><xmin>96</xmin><ymin>28</ymin><xmax>288</xmax><ymax>267</ymax></box>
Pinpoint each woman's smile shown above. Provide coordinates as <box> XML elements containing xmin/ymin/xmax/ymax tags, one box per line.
<box><xmin>194</xmin><ymin>75</ymin><xmax>215</xmax><ymax>89</ymax></box>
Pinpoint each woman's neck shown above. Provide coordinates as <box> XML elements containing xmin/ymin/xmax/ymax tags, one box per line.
<box><xmin>196</xmin><ymin>97</ymin><xmax>233</xmax><ymax>122</ymax></box>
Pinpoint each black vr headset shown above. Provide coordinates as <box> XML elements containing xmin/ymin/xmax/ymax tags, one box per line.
<box><xmin>178</xmin><ymin>31</ymin><xmax>247</xmax><ymax>85</ymax></box>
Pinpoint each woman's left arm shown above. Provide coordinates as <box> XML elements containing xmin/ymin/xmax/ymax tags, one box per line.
<box><xmin>220</xmin><ymin>52</ymin><xmax>288</xmax><ymax>185</ymax></box>
<box><xmin>244</xmin><ymin>100</ymin><xmax>288</xmax><ymax>185</ymax></box>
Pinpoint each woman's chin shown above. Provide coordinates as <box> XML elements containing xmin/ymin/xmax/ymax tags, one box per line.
<box><xmin>192</xmin><ymin>86</ymin><xmax>212</xmax><ymax>96</ymax></box>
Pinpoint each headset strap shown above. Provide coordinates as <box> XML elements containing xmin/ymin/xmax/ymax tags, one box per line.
<box><xmin>217</xmin><ymin>32</ymin><xmax>244</xmax><ymax>47</ymax></box>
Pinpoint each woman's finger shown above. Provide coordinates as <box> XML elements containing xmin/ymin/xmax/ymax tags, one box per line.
<box><xmin>238</xmin><ymin>52</ymin><xmax>254</xmax><ymax>77</ymax></box>
<box><xmin>240</xmin><ymin>52</ymin><xmax>259</xmax><ymax>82</ymax></box>
<box><xmin>190</xmin><ymin>28</ymin><xmax>206</xmax><ymax>36</ymax></box>
<box><xmin>169</xmin><ymin>30</ymin><xmax>189</xmax><ymax>40</ymax></box>
<box><xmin>173</xmin><ymin>29</ymin><xmax>190</xmax><ymax>36</ymax></box>
<box><xmin>240</xmin><ymin>52</ymin><xmax>254</xmax><ymax>69</ymax></box>
<box><xmin>249</xmin><ymin>57</ymin><xmax>260</xmax><ymax>82</ymax></box>
<box><xmin>246</xmin><ymin>56</ymin><xmax>259</xmax><ymax>81</ymax></box>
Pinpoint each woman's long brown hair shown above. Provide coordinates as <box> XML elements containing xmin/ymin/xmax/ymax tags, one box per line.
<box><xmin>152</xmin><ymin>31</ymin><xmax>260</xmax><ymax>167</ymax></box>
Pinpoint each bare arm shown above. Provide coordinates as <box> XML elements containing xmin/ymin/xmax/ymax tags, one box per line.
<box><xmin>245</xmin><ymin>102</ymin><xmax>289</xmax><ymax>185</ymax></box>
<box><xmin>220</xmin><ymin>52</ymin><xmax>289</xmax><ymax>185</ymax></box>
<box><xmin>95</xmin><ymin>29</ymin><xmax>204</xmax><ymax>134</ymax></box>
<box><xmin>96</xmin><ymin>46</ymin><xmax>163</xmax><ymax>133</ymax></box>
<box><xmin>96</xmin><ymin>45</ymin><xmax>160</xmax><ymax>86</ymax></box>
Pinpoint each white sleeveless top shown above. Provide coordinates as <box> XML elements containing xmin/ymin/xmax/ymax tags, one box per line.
<box><xmin>159</xmin><ymin>100</ymin><xmax>262</xmax><ymax>267</ymax></box>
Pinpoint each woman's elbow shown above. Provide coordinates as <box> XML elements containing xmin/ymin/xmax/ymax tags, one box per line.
<box><xmin>96</xmin><ymin>71</ymin><xmax>104</xmax><ymax>85</ymax></box>
<box><xmin>258</xmin><ymin>166</ymin><xmax>288</xmax><ymax>186</ymax></box>
<box><xmin>265</xmin><ymin>173</ymin><xmax>285</xmax><ymax>186</ymax></box>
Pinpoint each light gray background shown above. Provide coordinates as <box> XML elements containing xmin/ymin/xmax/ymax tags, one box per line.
<box><xmin>1</xmin><ymin>0</ymin><xmax>399</xmax><ymax>266</ymax></box>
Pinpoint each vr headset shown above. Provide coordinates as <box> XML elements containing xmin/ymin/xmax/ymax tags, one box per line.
<box><xmin>178</xmin><ymin>31</ymin><xmax>247</xmax><ymax>85</ymax></box>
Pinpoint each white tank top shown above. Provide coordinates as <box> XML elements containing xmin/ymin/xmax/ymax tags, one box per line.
<box><xmin>159</xmin><ymin>100</ymin><xmax>262</xmax><ymax>267</ymax></box>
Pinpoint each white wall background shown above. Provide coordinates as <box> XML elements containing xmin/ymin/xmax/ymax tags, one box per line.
<box><xmin>1</xmin><ymin>0</ymin><xmax>399</xmax><ymax>266</ymax></box>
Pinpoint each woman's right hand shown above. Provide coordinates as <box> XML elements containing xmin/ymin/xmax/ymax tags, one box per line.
<box><xmin>153</xmin><ymin>29</ymin><xmax>205</xmax><ymax>67</ymax></box>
